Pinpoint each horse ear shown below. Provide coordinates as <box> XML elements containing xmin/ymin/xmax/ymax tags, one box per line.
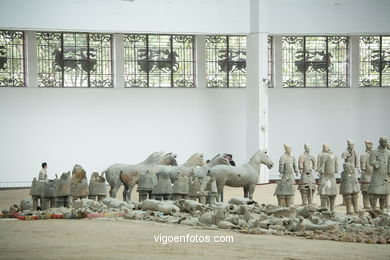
<box><xmin>199</xmin><ymin>154</ymin><xmax>204</xmax><ymax>158</ymax></box>
<box><xmin>261</xmin><ymin>149</ymin><xmax>268</xmax><ymax>154</ymax></box>
<box><xmin>173</xmin><ymin>153</ymin><xmax>177</xmax><ymax>158</ymax></box>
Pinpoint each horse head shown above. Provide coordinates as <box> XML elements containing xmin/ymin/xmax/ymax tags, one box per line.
<box><xmin>185</xmin><ymin>153</ymin><xmax>205</xmax><ymax>167</ymax></box>
<box><xmin>159</xmin><ymin>152</ymin><xmax>178</xmax><ymax>166</ymax></box>
<box><xmin>259</xmin><ymin>150</ymin><xmax>274</xmax><ymax>169</ymax></box>
<box><xmin>250</xmin><ymin>150</ymin><xmax>274</xmax><ymax>169</ymax></box>
<box><xmin>208</xmin><ymin>153</ymin><xmax>229</xmax><ymax>167</ymax></box>
<box><xmin>143</xmin><ymin>151</ymin><xmax>165</xmax><ymax>165</ymax></box>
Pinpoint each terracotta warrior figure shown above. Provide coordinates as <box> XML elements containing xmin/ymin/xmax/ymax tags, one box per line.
<box><xmin>360</xmin><ymin>140</ymin><xmax>374</xmax><ymax>209</ymax></box>
<box><xmin>137</xmin><ymin>170</ymin><xmax>156</xmax><ymax>202</ymax></box>
<box><xmin>151</xmin><ymin>171</ymin><xmax>173</xmax><ymax>201</ymax></box>
<box><xmin>368</xmin><ymin>137</ymin><xmax>390</xmax><ymax>212</ymax></box>
<box><xmin>317</xmin><ymin>144</ymin><xmax>338</xmax><ymax>211</ymax></box>
<box><xmin>88</xmin><ymin>172</ymin><xmax>107</xmax><ymax>201</ymax></box>
<box><xmin>340</xmin><ymin>141</ymin><xmax>360</xmax><ymax>214</ymax></box>
<box><xmin>298</xmin><ymin>144</ymin><xmax>316</xmax><ymax>205</ymax></box>
<box><xmin>172</xmin><ymin>172</ymin><xmax>190</xmax><ymax>200</ymax></box>
<box><xmin>274</xmin><ymin>144</ymin><xmax>298</xmax><ymax>207</ymax></box>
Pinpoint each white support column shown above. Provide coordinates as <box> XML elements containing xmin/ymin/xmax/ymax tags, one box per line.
<box><xmin>195</xmin><ymin>35</ymin><xmax>206</xmax><ymax>88</ymax></box>
<box><xmin>259</xmin><ymin>33</ymin><xmax>270</xmax><ymax>183</ymax></box>
<box><xmin>113</xmin><ymin>33</ymin><xmax>124</xmax><ymax>88</ymax></box>
<box><xmin>25</xmin><ymin>31</ymin><xmax>37</xmax><ymax>88</ymax></box>
<box><xmin>246</xmin><ymin>32</ymin><xmax>270</xmax><ymax>184</ymax></box>
<box><xmin>350</xmin><ymin>36</ymin><xmax>360</xmax><ymax>88</ymax></box>
<box><xmin>273</xmin><ymin>36</ymin><xmax>283</xmax><ymax>88</ymax></box>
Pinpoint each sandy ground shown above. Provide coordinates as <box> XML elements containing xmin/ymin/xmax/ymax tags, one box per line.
<box><xmin>0</xmin><ymin>184</ymin><xmax>389</xmax><ymax>260</ymax></box>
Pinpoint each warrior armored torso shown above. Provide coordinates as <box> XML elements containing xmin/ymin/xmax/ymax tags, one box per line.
<box><xmin>368</xmin><ymin>146</ymin><xmax>390</xmax><ymax>195</ymax></box>
<box><xmin>298</xmin><ymin>151</ymin><xmax>316</xmax><ymax>191</ymax></box>
<box><xmin>317</xmin><ymin>151</ymin><xmax>338</xmax><ymax>196</ymax></box>
<box><xmin>360</xmin><ymin>149</ymin><xmax>374</xmax><ymax>192</ymax></box>
<box><xmin>275</xmin><ymin>153</ymin><xmax>297</xmax><ymax>196</ymax></box>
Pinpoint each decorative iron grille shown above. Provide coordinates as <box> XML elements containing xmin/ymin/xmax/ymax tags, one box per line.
<box><xmin>37</xmin><ymin>32</ymin><xmax>112</xmax><ymax>87</ymax></box>
<box><xmin>124</xmin><ymin>34</ymin><xmax>194</xmax><ymax>88</ymax></box>
<box><xmin>206</xmin><ymin>35</ymin><xmax>246</xmax><ymax>88</ymax></box>
<box><xmin>0</xmin><ymin>31</ymin><xmax>24</xmax><ymax>87</ymax></box>
<box><xmin>360</xmin><ymin>36</ymin><xmax>390</xmax><ymax>87</ymax></box>
<box><xmin>282</xmin><ymin>36</ymin><xmax>348</xmax><ymax>88</ymax></box>
<box><xmin>268</xmin><ymin>36</ymin><xmax>273</xmax><ymax>88</ymax></box>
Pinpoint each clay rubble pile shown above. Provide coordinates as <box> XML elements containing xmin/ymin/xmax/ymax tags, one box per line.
<box><xmin>3</xmin><ymin>197</ymin><xmax>390</xmax><ymax>244</ymax></box>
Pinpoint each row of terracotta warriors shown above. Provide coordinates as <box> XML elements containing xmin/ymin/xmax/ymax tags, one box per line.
<box><xmin>275</xmin><ymin>137</ymin><xmax>390</xmax><ymax>213</ymax></box>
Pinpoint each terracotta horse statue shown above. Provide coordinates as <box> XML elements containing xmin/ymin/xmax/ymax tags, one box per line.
<box><xmin>120</xmin><ymin>153</ymin><xmax>205</xmax><ymax>202</ymax></box>
<box><xmin>152</xmin><ymin>153</ymin><xmax>206</xmax><ymax>181</ymax></box>
<box><xmin>209</xmin><ymin>150</ymin><xmax>274</xmax><ymax>201</ymax></box>
<box><xmin>192</xmin><ymin>153</ymin><xmax>230</xmax><ymax>178</ymax></box>
<box><xmin>103</xmin><ymin>152</ymin><xmax>177</xmax><ymax>199</ymax></box>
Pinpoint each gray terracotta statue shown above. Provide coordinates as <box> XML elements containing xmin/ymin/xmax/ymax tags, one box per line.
<box><xmin>340</xmin><ymin>163</ymin><xmax>360</xmax><ymax>214</ymax></box>
<box><xmin>70</xmin><ymin>164</ymin><xmax>89</xmax><ymax>203</ymax></box>
<box><xmin>88</xmin><ymin>172</ymin><xmax>107</xmax><ymax>201</ymax></box>
<box><xmin>172</xmin><ymin>172</ymin><xmax>190</xmax><ymax>200</ymax></box>
<box><xmin>137</xmin><ymin>170</ymin><xmax>156</xmax><ymax>202</ymax></box>
<box><xmin>274</xmin><ymin>144</ymin><xmax>298</xmax><ymax>207</ymax></box>
<box><xmin>54</xmin><ymin>172</ymin><xmax>72</xmax><ymax>207</ymax></box>
<box><xmin>189</xmin><ymin>176</ymin><xmax>203</xmax><ymax>201</ymax></box>
<box><xmin>317</xmin><ymin>144</ymin><xmax>338</xmax><ymax>211</ymax></box>
<box><xmin>340</xmin><ymin>140</ymin><xmax>360</xmax><ymax>213</ymax></box>
<box><xmin>298</xmin><ymin>144</ymin><xmax>316</xmax><ymax>205</ymax></box>
<box><xmin>189</xmin><ymin>176</ymin><xmax>209</xmax><ymax>204</ymax></box>
<box><xmin>360</xmin><ymin>140</ymin><xmax>374</xmax><ymax>209</ymax></box>
<box><xmin>205</xmin><ymin>176</ymin><xmax>218</xmax><ymax>204</ymax></box>
<box><xmin>41</xmin><ymin>179</ymin><xmax>55</xmax><ymax>210</ymax></box>
<box><xmin>151</xmin><ymin>171</ymin><xmax>173</xmax><ymax>200</ymax></box>
<box><xmin>341</xmin><ymin>140</ymin><xmax>359</xmax><ymax>172</ymax></box>
<box><xmin>30</xmin><ymin>177</ymin><xmax>44</xmax><ymax>210</ymax></box>
<box><xmin>104</xmin><ymin>151</ymin><xmax>177</xmax><ymax>200</ymax></box>
<box><xmin>118</xmin><ymin>152</ymin><xmax>177</xmax><ymax>202</ymax></box>
<box><xmin>368</xmin><ymin>136</ymin><xmax>390</xmax><ymax>211</ymax></box>
<box><xmin>209</xmin><ymin>150</ymin><xmax>273</xmax><ymax>201</ymax></box>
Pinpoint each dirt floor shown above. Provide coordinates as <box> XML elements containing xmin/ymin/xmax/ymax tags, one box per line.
<box><xmin>0</xmin><ymin>184</ymin><xmax>389</xmax><ymax>260</ymax></box>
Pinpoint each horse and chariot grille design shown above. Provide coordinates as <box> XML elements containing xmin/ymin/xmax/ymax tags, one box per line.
<box><xmin>282</xmin><ymin>36</ymin><xmax>349</xmax><ymax>88</ymax></box>
<box><xmin>124</xmin><ymin>34</ymin><xmax>194</xmax><ymax>88</ymax></box>
<box><xmin>36</xmin><ymin>32</ymin><xmax>112</xmax><ymax>88</ymax></box>
<box><xmin>0</xmin><ymin>31</ymin><xmax>24</xmax><ymax>87</ymax></box>
<box><xmin>205</xmin><ymin>35</ymin><xmax>246</xmax><ymax>88</ymax></box>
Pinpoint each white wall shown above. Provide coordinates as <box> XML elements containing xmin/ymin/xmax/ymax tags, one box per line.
<box><xmin>1</xmin><ymin>0</ymin><xmax>390</xmax><ymax>183</ymax></box>
<box><xmin>259</xmin><ymin>0</ymin><xmax>390</xmax><ymax>34</ymax></box>
<box><xmin>268</xmin><ymin>88</ymin><xmax>390</xmax><ymax>176</ymax></box>
<box><xmin>0</xmin><ymin>88</ymin><xmax>247</xmax><ymax>182</ymax></box>
<box><xmin>0</xmin><ymin>0</ymin><xmax>250</xmax><ymax>34</ymax></box>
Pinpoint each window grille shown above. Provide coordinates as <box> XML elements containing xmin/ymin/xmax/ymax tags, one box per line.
<box><xmin>282</xmin><ymin>36</ymin><xmax>348</xmax><ymax>88</ymax></box>
<box><xmin>37</xmin><ymin>32</ymin><xmax>112</xmax><ymax>87</ymax></box>
<box><xmin>360</xmin><ymin>36</ymin><xmax>390</xmax><ymax>87</ymax></box>
<box><xmin>0</xmin><ymin>31</ymin><xmax>24</xmax><ymax>87</ymax></box>
<box><xmin>124</xmin><ymin>34</ymin><xmax>194</xmax><ymax>88</ymax></box>
<box><xmin>205</xmin><ymin>35</ymin><xmax>246</xmax><ymax>88</ymax></box>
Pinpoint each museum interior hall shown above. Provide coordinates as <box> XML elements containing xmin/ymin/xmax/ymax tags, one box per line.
<box><xmin>1</xmin><ymin>1</ymin><xmax>390</xmax><ymax>259</ymax></box>
<box><xmin>0</xmin><ymin>0</ymin><xmax>389</xmax><ymax>185</ymax></box>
